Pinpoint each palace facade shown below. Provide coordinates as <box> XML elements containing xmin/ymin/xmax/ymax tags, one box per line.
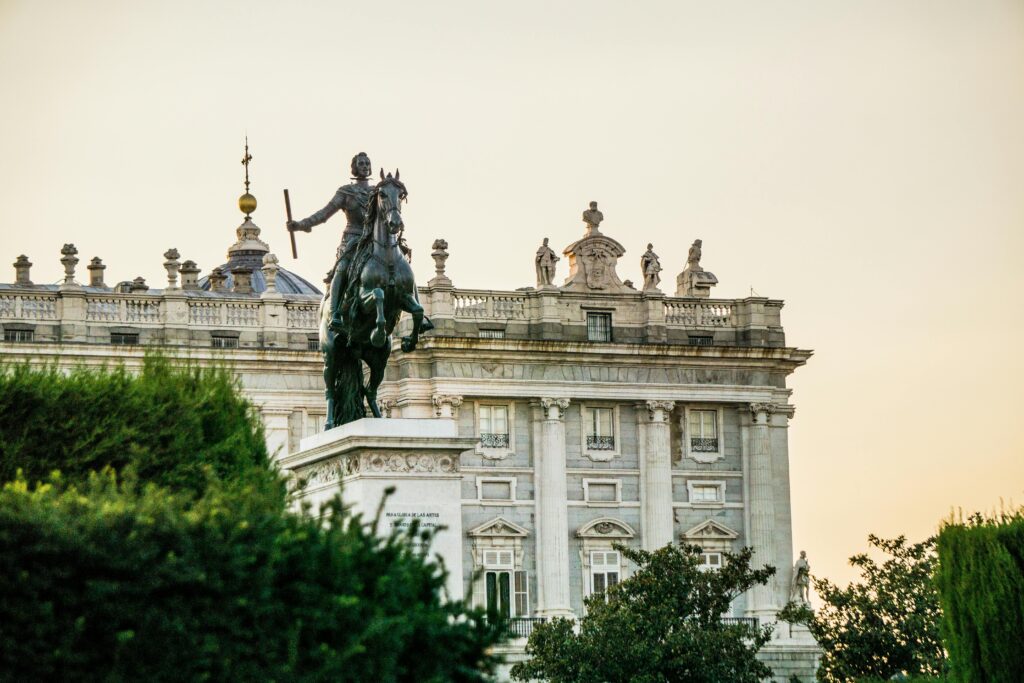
<box><xmin>0</xmin><ymin>192</ymin><xmax>818</xmax><ymax>680</ymax></box>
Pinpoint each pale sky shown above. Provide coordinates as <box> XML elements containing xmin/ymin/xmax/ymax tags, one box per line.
<box><xmin>2</xmin><ymin>0</ymin><xmax>1022</xmax><ymax>587</ymax></box>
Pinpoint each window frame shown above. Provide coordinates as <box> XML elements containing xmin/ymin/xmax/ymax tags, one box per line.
<box><xmin>683</xmin><ymin>405</ymin><xmax>725</xmax><ymax>464</ymax></box>
<box><xmin>580</xmin><ymin>403</ymin><xmax>620</xmax><ymax>461</ymax></box>
<box><xmin>211</xmin><ymin>335</ymin><xmax>240</xmax><ymax>349</ymax></box>
<box><xmin>582</xmin><ymin>478</ymin><xmax>622</xmax><ymax>506</ymax></box>
<box><xmin>698</xmin><ymin>551</ymin><xmax>723</xmax><ymax>572</ymax></box>
<box><xmin>586</xmin><ymin>311</ymin><xmax>613</xmax><ymax>342</ymax></box>
<box><xmin>3</xmin><ymin>328</ymin><xmax>35</xmax><ymax>343</ymax></box>
<box><xmin>588</xmin><ymin>549</ymin><xmax>621</xmax><ymax>600</ymax></box>
<box><xmin>476</xmin><ymin>476</ymin><xmax>517</xmax><ymax>504</ymax></box>
<box><xmin>110</xmin><ymin>332</ymin><xmax>139</xmax><ymax>345</ymax></box>
<box><xmin>474</xmin><ymin>401</ymin><xmax>516</xmax><ymax>459</ymax></box>
<box><xmin>686</xmin><ymin>479</ymin><xmax>726</xmax><ymax>507</ymax></box>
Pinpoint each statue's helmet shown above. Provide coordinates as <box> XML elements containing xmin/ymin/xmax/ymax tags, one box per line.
<box><xmin>351</xmin><ymin>152</ymin><xmax>372</xmax><ymax>178</ymax></box>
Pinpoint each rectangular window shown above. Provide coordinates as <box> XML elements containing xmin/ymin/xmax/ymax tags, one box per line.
<box><xmin>689</xmin><ymin>409</ymin><xmax>719</xmax><ymax>452</ymax></box>
<box><xmin>699</xmin><ymin>552</ymin><xmax>723</xmax><ymax>572</ymax></box>
<box><xmin>590</xmin><ymin>550</ymin><xmax>621</xmax><ymax>598</ymax></box>
<box><xmin>688</xmin><ymin>335</ymin><xmax>713</xmax><ymax>346</ymax></box>
<box><xmin>485</xmin><ymin>570</ymin><xmax>512</xmax><ymax>619</ymax></box>
<box><xmin>479</xmin><ymin>329</ymin><xmax>505</xmax><ymax>339</ymax></box>
<box><xmin>514</xmin><ymin>570</ymin><xmax>529</xmax><ymax>617</ymax></box>
<box><xmin>586</xmin><ymin>312</ymin><xmax>612</xmax><ymax>342</ymax></box>
<box><xmin>307</xmin><ymin>337</ymin><xmax>320</xmax><ymax>351</ymax></box>
<box><xmin>480</xmin><ymin>480</ymin><xmax>513</xmax><ymax>501</ymax></box>
<box><xmin>3</xmin><ymin>329</ymin><xmax>34</xmax><ymax>342</ymax></box>
<box><xmin>479</xmin><ymin>405</ymin><xmax>510</xmax><ymax>449</ymax></box>
<box><xmin>212</xmin><ymin>336</ymin><xmax>239</xmax><ymax>349</ymax></box>
<box><xmin>110</xmin><ymin>332</ymin><xmax>139</xmax><ymax>345</ymax></box>
<box><xmin>690</xmin><ymin>484</ymin><xmax>722</xmax><ymax>503</ymax></box>
<box><xmin>585</xmin><ymin>407</ymin><xmax>615</xmax><ymax>450</ymax></box>
<box><xmin>586</xmin><ymin>482</ymin><xmax>618</xmax><ymax>503</ymax></box>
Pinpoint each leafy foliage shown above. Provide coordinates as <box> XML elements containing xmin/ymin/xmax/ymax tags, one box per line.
<box><xmin>779</xmin><ymin>535</ymin><xmax>945</xmax><ymax>682</ymax></box>
<box><xmin>0</xmin><ymin>356</ymin><xmax>272</xmax><ymax>496</ymax></box>
<box><xmin>936</xmin><ymin>510</ymin><xmax>1024</xmax><ymax>683</ymax></box>
<box><xmin>0</xmin><ymin>472</ymin><xmax>503</xmax><ymax>681</ymax></box>
<box><xmin>510</xmin><ymin>543</ymin><xmax>776</xmax><ymax>683</ymax></box>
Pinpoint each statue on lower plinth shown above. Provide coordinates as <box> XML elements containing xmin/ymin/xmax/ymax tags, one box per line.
<box><xmin>535</xmin><ymin>237</ymin><xmax>560</xmax><ymax>287</ymax></box>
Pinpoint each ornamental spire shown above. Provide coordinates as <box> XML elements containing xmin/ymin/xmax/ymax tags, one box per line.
<box><xmin>239</xmin><ymin>136</ymin><xmax>257</xmax><ymax>217</ymax></box>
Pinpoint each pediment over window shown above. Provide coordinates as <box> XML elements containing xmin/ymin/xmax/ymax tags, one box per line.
<box><xmin>681</xmin><ymin>519</ymin><xmax>739</xmax><ymax>542</ymax></box>
<box><xmin>468</xmin><ymin>516</ymin><xmax>529</xmax><ymax>538</ymax></box>
<box><xmin>577</xmin><ymin>517</ymin><xmax>636</xmax><ymax>539</ymax></box>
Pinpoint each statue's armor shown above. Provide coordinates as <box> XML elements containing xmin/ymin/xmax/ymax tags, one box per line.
<box><xmin>294</xmin><ymin>181</ymin><xmax>376</xmax><ymax>325</ymax></box>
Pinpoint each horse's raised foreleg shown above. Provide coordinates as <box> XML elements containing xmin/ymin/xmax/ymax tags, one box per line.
<box><xmin>359</xmin><ymin>286</ymin><xmax>387</xmax><ymax>347</ymax></box>
<box><xmin>398</xmin><ymin>291</ymin><xmax>426</xmax><ymax>353</ymax></box>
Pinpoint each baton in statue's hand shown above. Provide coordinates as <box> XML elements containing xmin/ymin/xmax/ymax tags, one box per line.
<box><xmin>284</xmin><ymin>189</ymin><xmax>297</xmax><ymax>259</ymax></box>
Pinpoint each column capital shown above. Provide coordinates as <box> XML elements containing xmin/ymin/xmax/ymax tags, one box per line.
<box><xmin>645</xmin><ymin>400</ymin><xmax>676</xmax><ymax>421</ymax></box>
<box><xmin>432</xmin><ymin>394</ymin><xmax>463</xmax><ymax>418</ymax></box>
<box><xmin>379</xmin><ymin>398</ymin><xmax>397</xmax><ymax>418</ymax></box>
<box><xmin>748</xmin><ymin>402</ymin><xmax>776</xmax><ymax>423</ymax></box>
<box><xmin>540</xmin><ymin>397</ymin><xmax>570</xmax><ymax>420</ymax></box>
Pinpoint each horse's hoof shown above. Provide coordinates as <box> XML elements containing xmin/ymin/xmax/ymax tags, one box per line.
<box><xmin>401</xmin><ymin>336</ymin><xmax>416</xmax><ymax>353</ymax></box>
<box><xmin>420</xmin><ymin>316</ymin><xmax>435</xmax><ymax>333</ymax></box>
<box><xmin>371</xmin><ymin>328</ymin><xmax>386</xmax><ymax>347</ymax></box>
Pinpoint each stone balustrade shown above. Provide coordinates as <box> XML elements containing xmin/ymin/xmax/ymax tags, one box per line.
<box><xmin>0</xmin><ymin>279</ymin><xmax>787</xmax><ymax>349</ymax></box>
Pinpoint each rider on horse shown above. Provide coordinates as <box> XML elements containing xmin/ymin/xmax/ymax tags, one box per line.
<box><xmin>287</xmin><ymin>152</ymin><xmax>375</xmax><ymax>335</ymax></box>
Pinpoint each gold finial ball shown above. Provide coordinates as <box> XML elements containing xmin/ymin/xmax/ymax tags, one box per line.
<box><xmin>238</xmin><ymin>193</ymin><xmax>257</xmax><ymax>215</ymax></box>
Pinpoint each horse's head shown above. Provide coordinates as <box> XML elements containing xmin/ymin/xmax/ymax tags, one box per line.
<box><xmin>375</xmin><ymin>169</ymin><xmax>408</xmax><ymax>235</ymax></box>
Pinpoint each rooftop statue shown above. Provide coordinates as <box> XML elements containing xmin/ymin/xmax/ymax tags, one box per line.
<box><xmin>687</xmin><ymin>238</ymin><xmax>703</xmax><ymax>272</ymax></box>
<box><xmin>582</xmin><ymin>201</ymin><xmax>604</xmax><ymax>234</ymax></box>
<box><xmin>535</xmin><ymin>237</ymin><xmax>560</xmax><ymax>287</ymax></box>
<box><xmin>289</xmin><ymin>157</ymin><xmax>431</xmax><ymax>428</ymax></box>
<box><xmin>641</xmin><ymin>243</ymin><xmax>662</xmax><ymax>292</ymax></box>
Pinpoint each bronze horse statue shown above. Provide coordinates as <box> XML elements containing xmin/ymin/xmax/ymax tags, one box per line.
<box><xmin>319</xmin><ymin>170</ymin><xmax>431</xmax><ymax>428</ymax></box>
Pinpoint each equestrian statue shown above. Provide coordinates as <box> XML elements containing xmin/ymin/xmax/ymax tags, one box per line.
<box><xmin>287</xmin><ymin>154</ymin><xmax>430</xmax><ymax>428</ymax></box>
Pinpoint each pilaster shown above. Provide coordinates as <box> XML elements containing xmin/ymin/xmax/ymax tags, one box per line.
<box><xmin>746</xmin><ymin>402</ymin><xmax>778</xmax><ymax>619</ymax></box>
<box><xmin>534</xmin><ymin>397</ymin><xmax>572</xmax><ymax>617</ymax></box>
<box><xmin>639</xmin><ymin>400</ymin><xmax>675</xmax><ymax>550</ymax></box>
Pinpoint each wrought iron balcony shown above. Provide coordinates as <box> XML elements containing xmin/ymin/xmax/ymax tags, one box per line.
<box><xmin>506</xmin><ymin>617</ymin><xmax>547</xmax><ymax>638</ymax></box>
<box><xmin>586</xmin><ymin>435</ymin><xmax>615</xmax><ymax>450</ymax></box>
<box><xmin>720</xmin><ymin>617</ymin><xmax>759</xmax><ymax>629</ymax></box>
<box><xmin>480</xmin><ymin>432</ymin><xmax>510</xmax><ymax>449</ymax></box>
<box><xmin>690</xmin><ymin>437</ymin><xmax>719</xmax><ymax>453</ymax></box>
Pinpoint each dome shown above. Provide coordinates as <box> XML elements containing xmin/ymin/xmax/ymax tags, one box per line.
<box><xmin>199</xmin><ymin>217</ymin><xmax>322</xmax><ymax>296</ymax></box>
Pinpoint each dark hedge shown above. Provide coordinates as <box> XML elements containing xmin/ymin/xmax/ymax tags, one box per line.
<box><xmin>0</xmin><ymin>356</ymin><xmax>271</xmax><ymax>495</ymax></box>
<box><xmin>936</xmin><ymin>511</ymin><xmax>1024</xmax><ymax>683</ymax></box>
<box><xmin>0</xmin><ymin>473</ymin><xmax>502</xmax><ymax>681</ymax></box>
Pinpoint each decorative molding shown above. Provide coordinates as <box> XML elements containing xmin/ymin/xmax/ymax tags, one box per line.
<box><xmin>293</xmin><ymin>450</ymin><xmax>459</xmax><ymax>487</ymax></box>
<box><xmin>378</xmin><ymin>398</ymin><xmax>396</xmax><ymax>418</ymax></box>
<box><xmin>540</xmin><ymin>397</ymin><xmax>570</xmax><ymax>420</ymax></box>
<box><xmin>432</xmin><ymin>393</ymin><xmax>464</xmax><ymax>418</ymax></box>
<box><xmin>645</xmin><ymin>399</ymin><xmax>675</xmax><ymax>421</ymax></box>
<box><xmin>468</xmin><ymin>516</ymin><xmax>530</xmax><ymax>538</ymax></box>
<box><xmin>577</xmin><ymin>516</ymin><xmax>636</xmax><ymax>539</ymax></box>
<box><xmin>681</xmin><ymin>518</ymin><xmax>739</xmax><ymax>542</ymax></box>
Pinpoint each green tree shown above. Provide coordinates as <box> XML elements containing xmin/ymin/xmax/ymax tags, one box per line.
<box><xmin>510</xmin><ymin>543</ymin><xmax>776</xmax><ymax>683</ymax></box>
<box><xmin>779</xmin><ymin>535</ymin><xmax>945</xmax><ymax>682</ymax></box>
<box><xmin>0</xmin><ymin>356</ymin><xmax>272</xmax><ymax>496</ymax></box>
<box><xmin>0</xmin><ymin>472</ymin><xmax>503</xmax><ymax>681</ymax></box>
<box><xmin>936</xmin><ymin>510</ymin><xmax>1024</xmax><ymax>683</ymax></box>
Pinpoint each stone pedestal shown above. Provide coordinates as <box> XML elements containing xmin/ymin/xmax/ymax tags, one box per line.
<box><xmin>280</xmin><ymin>418</ymin><xmax>477</xmax><ymax>600</ymax></box>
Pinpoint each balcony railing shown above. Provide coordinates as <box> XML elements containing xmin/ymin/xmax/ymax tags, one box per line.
<box><xmin>506</xmin><ymin>617</ymin><xmax>547</xmax><ymax>639</ymax></box>
<box><xmin>721</xmin><ymin>617</ymin><xmax>759</xmax><ymax>629</ymax></box>
<box><xmin>690</xmin><ymin>437</ymin><xmax>719</xmax><ymax>453</ymax></box>
<box><xmin>453</xmin><ymin>291</ymin><xmax>527</xmax><ymax>320</ymax></box>
<box><xmin>0</xmin><ymin>293</ymin><xmax>58</xmax><ymax>320</ymax></box>
<box><xmin>586</xmin><ymin>435</ymin><xmax>615</xmax><ymax>450</ymax></box>
<box><xmin>480</xmin><ymin>433</ymin><xmax>510</xmax><ymax>449</ymax></box>
<box><xmin>664</xmin><ymin>301</ymin><xmax>734</xmax><ymax>327</ymax></box>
